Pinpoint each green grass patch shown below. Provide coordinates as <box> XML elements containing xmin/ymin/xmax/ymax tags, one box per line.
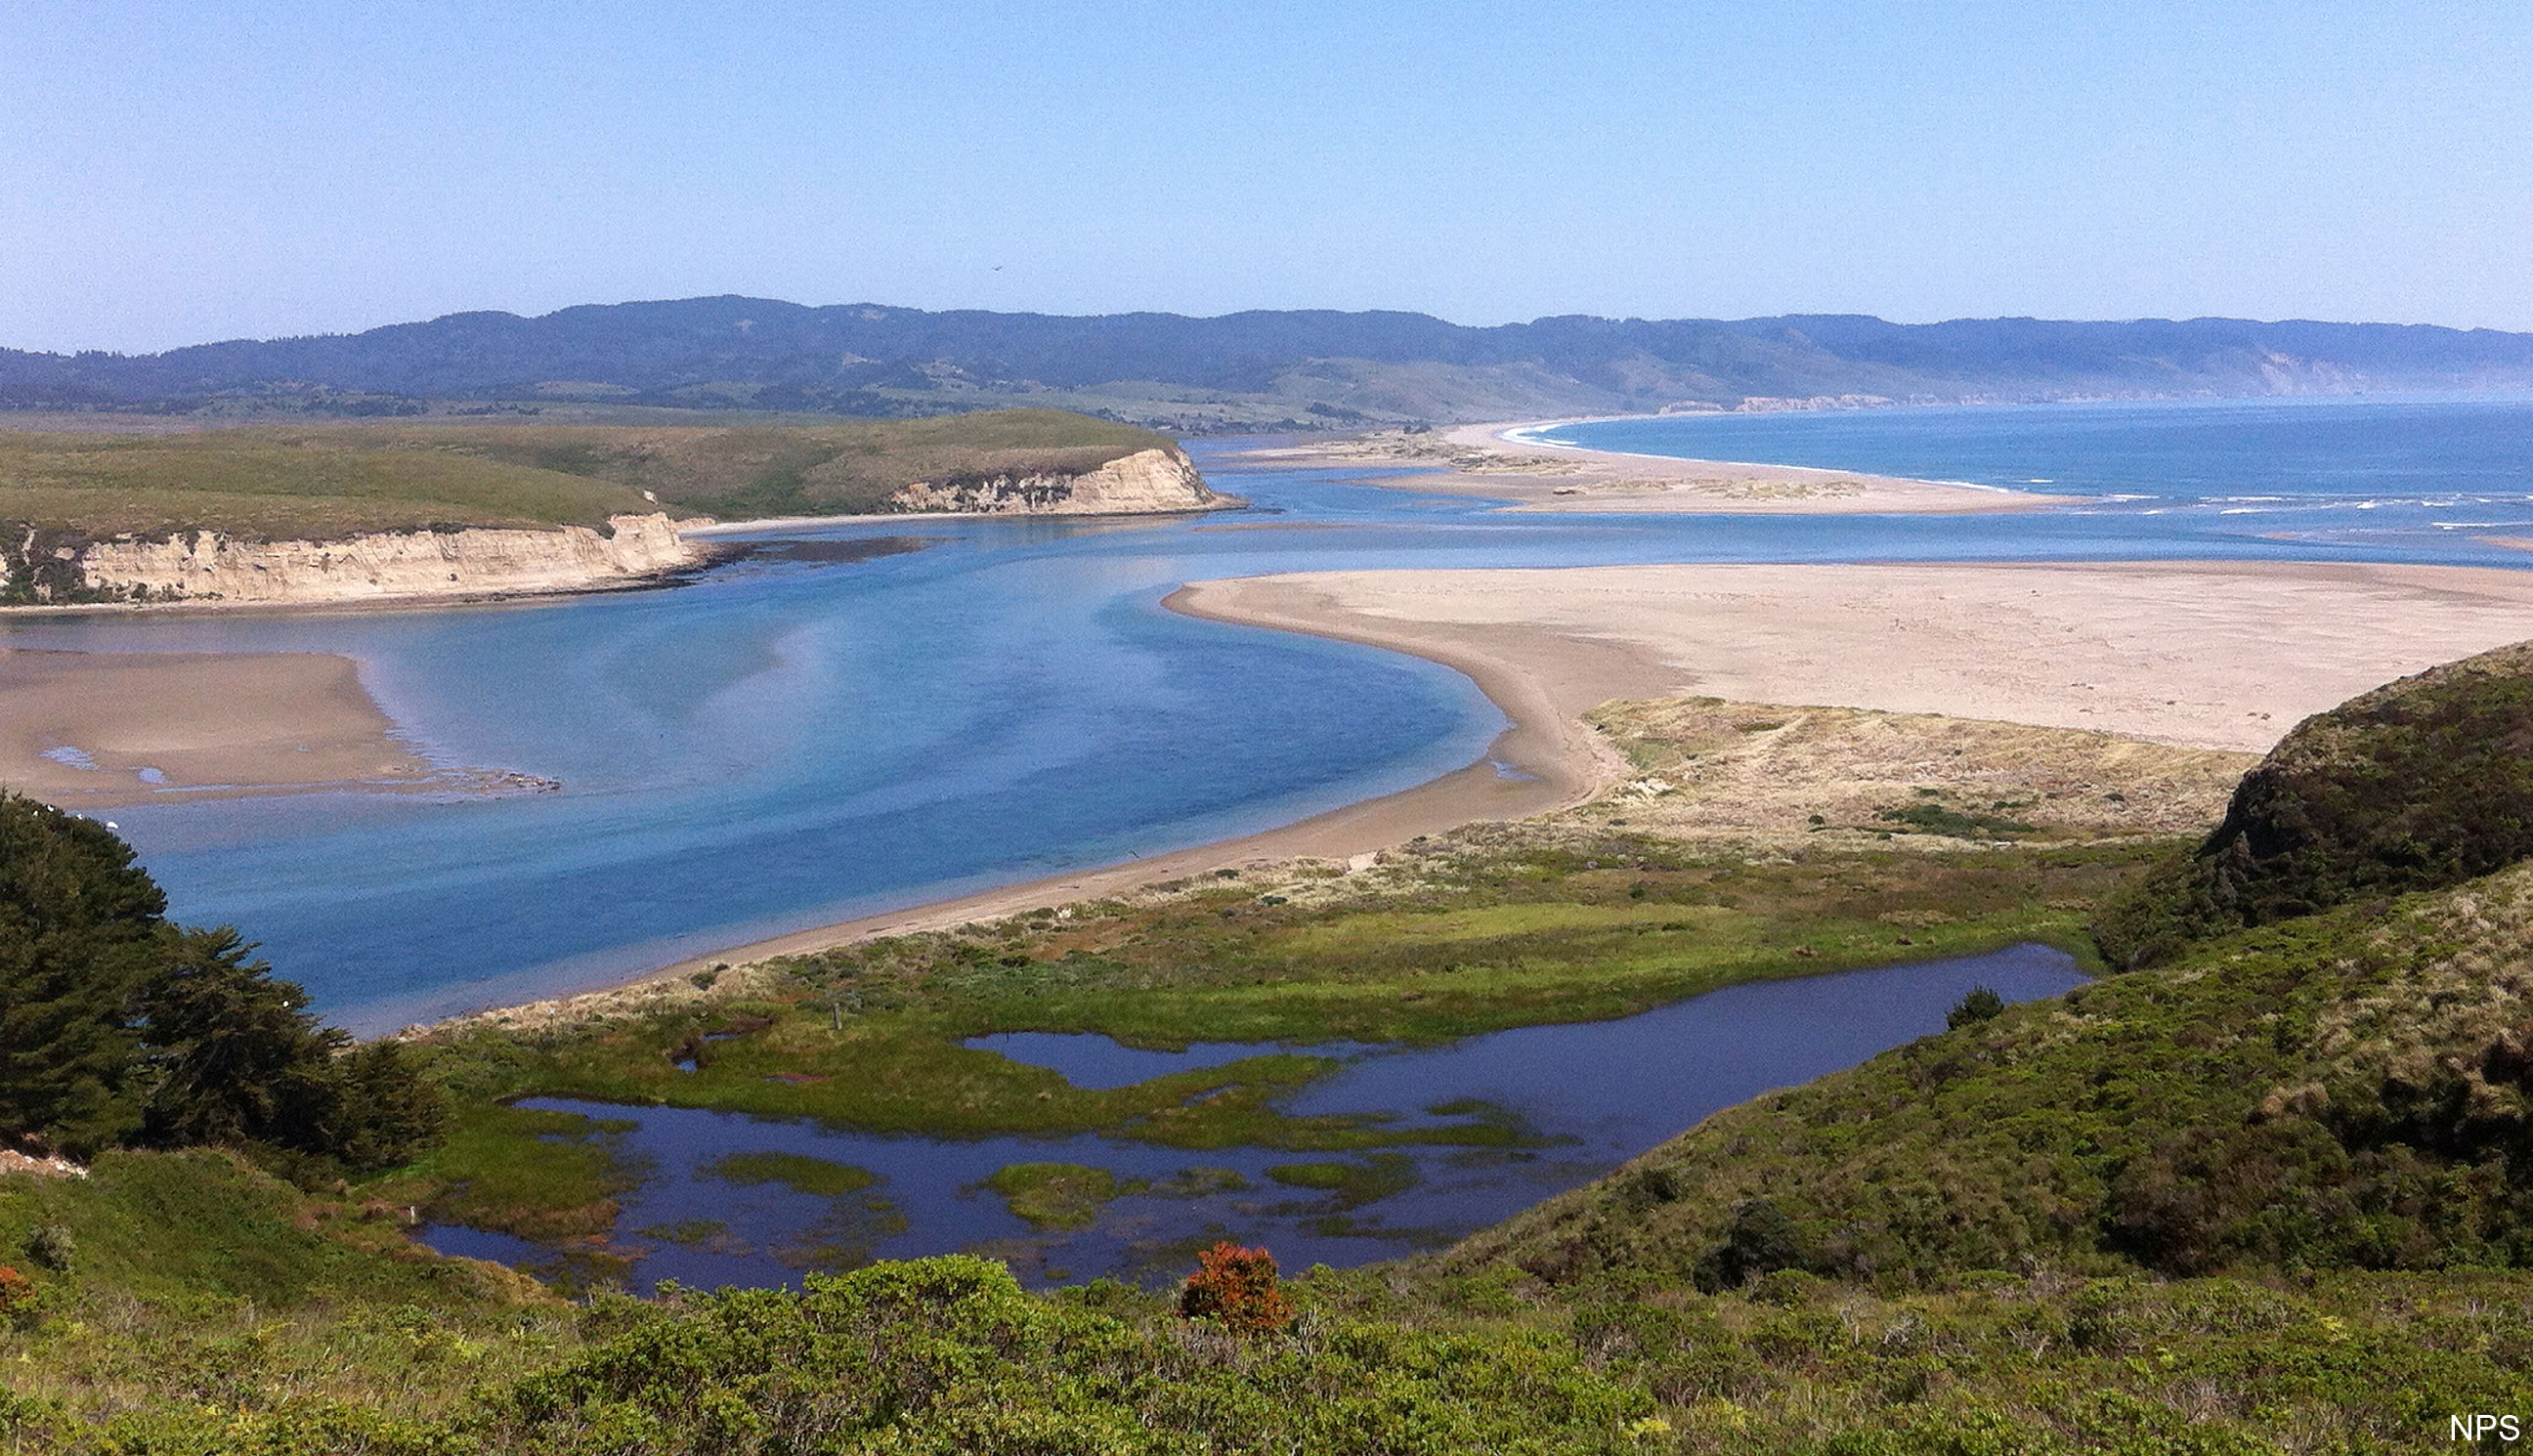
<box><xmin>1873</xmin><ymin>800</ymin><xmax>2039</xmax><ymax>838</ymax></box>
<box><xmin>635</xmin><ymin>1219</ymin><xmax>730</xmax><ymax>1246</ymax></box>
<box><xmin>0</xmin><ymin>408</ymin><xmax>1173</xmax><ymax>547</ymax></box>
<box><xmin>703</xmin><ymin>1151</ymin><xmax>877</xmax><ymax>1198</ymax></box>
<box><xmin>981</xmin><ymin>1163</ymin><xmax>1139</xmax><ymax>1229</ymax></box>
<box><xmin>382</xmin><ymin>1103</ymin><xmax>647</xmax><ymax>1241</ymax></box>
<box><xmin>1266</xmin><ymin>1153</ymin><xmax>1420</xmax><ymax>1208</ymax></box>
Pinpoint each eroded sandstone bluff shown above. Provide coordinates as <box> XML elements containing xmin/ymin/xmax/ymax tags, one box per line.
<box><xmin>71</xmin><ymin>513</ymin><xmax>708</xmax><ymax>606</ymax></box>
<box><xmin>887</xmin><ymin>446</ymin><xmax>1225</xmax><ymax>515</ymax></box>
<box><xmin>24</xmin><ymin>447</ymin><xmax>1224</xmax><ymax>607</ymax></box>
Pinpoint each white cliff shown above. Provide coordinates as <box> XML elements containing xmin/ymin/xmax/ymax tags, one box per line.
<box><xmin>74</xmin><ymin>513</ymin><xmax>708</xmax><ymax>606</ymax></box>
<box><xmin>887</xmin><ymin>447</ymin><xmax>1227</xmax><ymax>515</ymax></box>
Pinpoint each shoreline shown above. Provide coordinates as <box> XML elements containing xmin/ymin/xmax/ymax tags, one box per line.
<box><xmin>683</xmin><ymin>497</ymin><xmax>1248</xmax><ymax>537</ymax></box>
<box><xmin>1241</xmin><ymin>416</ymin><xmax>2084</xmax><ymax>514</ymax></box>
<box><xmin>464</xmin><ymin>577</ymin><xmax>1636</xmax><ymax>1031</ymax></box>
<box><xmin>0</xmin><ymin>500</ymin><xmax>1245</xmax><ymax>620</ymax></box>
<box><xmin>441</xmin><ymin>554</ymin><xmax>2533</xmax><ymax>1031</ymax></box>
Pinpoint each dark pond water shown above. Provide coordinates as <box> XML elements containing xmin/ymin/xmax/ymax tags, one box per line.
<box><xmin>426</xmin><ymin>942</ymin><xmax>2084</xmax><ymax>1291</ymax></box>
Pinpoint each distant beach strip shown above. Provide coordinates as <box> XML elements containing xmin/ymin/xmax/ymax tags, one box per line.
<box><xmin>1250</xmin><ymin>417</ymin><xmax>2084</xmax><ymax>514</ymax></box>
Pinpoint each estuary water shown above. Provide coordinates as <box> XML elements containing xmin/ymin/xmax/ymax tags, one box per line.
<box><xmin>4</xmin><ymin>395</ymin><xmax>2530</xmax><ymax>1031</ymax></box>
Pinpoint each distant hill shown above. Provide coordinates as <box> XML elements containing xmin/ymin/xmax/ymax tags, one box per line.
<box><xmin>8</xmin><ymin>297</ymin><xmax>2533</xmax><ymax>430</ymax></box>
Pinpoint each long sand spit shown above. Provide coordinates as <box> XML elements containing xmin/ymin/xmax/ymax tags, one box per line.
<box><xmin>1244</xmin><ymin>419</ymin><xmax>2081</xmax><ymax>514</ymax></box>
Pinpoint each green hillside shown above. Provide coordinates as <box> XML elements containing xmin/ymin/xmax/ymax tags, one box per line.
<box><xmin>0</xmin><ymin>408</ymin><xmax>1174</xmax><ymax>542</ymax></box>
<box><xmin>2097</xmin><ymin>640</ymin><xmax>2533</xmax><ymax>966</ymax></box>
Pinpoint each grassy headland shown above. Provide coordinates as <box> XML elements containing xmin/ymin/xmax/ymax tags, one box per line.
<box><xmin>0</xmin><ymin>408</ymin><xmax>1176</xmax><ymax>542</ymax></box>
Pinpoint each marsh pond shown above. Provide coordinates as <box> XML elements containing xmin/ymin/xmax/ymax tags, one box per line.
<box><xmin>425</xmin><ymin>943</ymin><xmax>2083</xmax><ymax>1290</ymax></box>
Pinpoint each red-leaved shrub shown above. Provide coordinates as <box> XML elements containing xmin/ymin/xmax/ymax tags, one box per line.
<box><xmin>0</xmin><ymin>1265</ymin><xmax>31</xmax><ymax>1317</ymax></box>
<box><xmin>1176</xmin><ymin>1241</ymin><xmax>1293</xmax><ymax>1333</ymax></box>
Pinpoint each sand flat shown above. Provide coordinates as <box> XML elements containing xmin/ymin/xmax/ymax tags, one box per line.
<box><xmin>0</xmin><ymin>647</ymin><xmax>439</xmax><ymax>805</ymax></box>
<box><xmin>1185</xmin><ymin>561</ymin><xmax>2533</xmax><ymax>754</ymax></box>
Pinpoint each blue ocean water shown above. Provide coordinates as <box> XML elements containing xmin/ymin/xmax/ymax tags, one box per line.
<box><xmin>1534</xmin><ymin>395</ymin><xmax>2533</xmax><ymax>557</ymax></box>
<box><xmin>5</xmin><ymin>396</ymin><xmax>2530</xmax><ymax>1030</ymax></box>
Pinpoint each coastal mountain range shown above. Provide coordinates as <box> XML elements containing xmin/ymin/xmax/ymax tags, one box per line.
<box><xmin>9</xmin><ymin>297</ymin><xmax>2533</xmax><ymax>430</ymax></box>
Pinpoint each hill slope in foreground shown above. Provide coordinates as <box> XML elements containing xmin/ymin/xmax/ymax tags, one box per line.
<box><xmin>11</xmin><ymin>650</ymin><xmax>2533</xmax><ymax>1448</ymax></box>
<box><xmin>11</xmin><ymin>296</ymin><xmax>2533</xmax><ymax>429</ymax></box>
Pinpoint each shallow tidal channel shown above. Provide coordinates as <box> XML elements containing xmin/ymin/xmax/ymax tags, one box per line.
<box><xmin>426</xmin><ymin>943</ymin><xmax>2084</xmax><ymax>1291</ymax></box>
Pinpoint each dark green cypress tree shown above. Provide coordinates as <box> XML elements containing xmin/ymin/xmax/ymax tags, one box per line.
<box><xmin>0</xmin><ymin>794</ymin><xmax>166</xmax><ymax>1154</ymax></box>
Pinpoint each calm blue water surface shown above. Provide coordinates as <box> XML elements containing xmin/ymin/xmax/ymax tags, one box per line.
<box><xmin>427</xmin><ymin>944</ymin><xmax>2084</xmax><ymax>1289</ymax></box>
<box><xmin>4</xmin><ymin>396</ymin><xmax>2529</xmax><ymax>1030</ymax></box>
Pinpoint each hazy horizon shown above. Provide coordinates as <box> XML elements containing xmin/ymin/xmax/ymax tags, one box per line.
<box><xmin>21</xmin><ymin>295</ymin><xmax>2533</xmax><ymax>363</ymax></box>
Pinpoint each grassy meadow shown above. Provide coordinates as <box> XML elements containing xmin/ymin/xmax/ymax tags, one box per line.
<box><xmin>0</xmin><ymin>408</ymin><xmax>1176</xmax><ymax>542</ymax></box>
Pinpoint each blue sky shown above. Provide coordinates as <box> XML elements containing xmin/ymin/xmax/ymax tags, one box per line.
<box><xmin>3</xmin><ymin>1</ymin><xmax>2526</xmax><ymax>352</ymax></box>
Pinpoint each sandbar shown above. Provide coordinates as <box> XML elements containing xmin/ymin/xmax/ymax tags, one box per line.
<box><xmin>1242</xmin><ymin>418</ymin><xmax>2082</xmax><ymax>514</ymax></box>
<box><xmin>1187</xmin><ymin>561</ymin><xmax>2533</xmax><ymax>755</ymax></box>
<box><xmin>0</xmin><ymin>647</ymin><xmax>448</xmax><ymax>806</ymax></box>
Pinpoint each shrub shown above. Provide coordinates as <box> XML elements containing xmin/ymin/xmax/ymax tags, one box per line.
<box><xmin>2096</xmin><ymin>642</ymin><xmax>2533</xmax><ymax>966</ymax></box>
<box><xmin>1697</xmin><ymin>1199</ymin><xmax>1812</xmax><ymax>1291</ymax></box>
<box><xmin>0</xmin><ymin>1266</ymin><xmax>30</xmax><ymax>1325</ymax></box>
<box><xmin>1177</xmin><ymin>1240</ymin><xmax>1294</xmax><ymax>1333</ymax></box>
<box><xmin>1946</xmin><ymin>987</ymin><xmax>2004</xmax><ymax>1029</ymax></box>
<box><xmin>22</xmin><ymin>1222</ymin><xmax>71</xmax><ymax>1273</ymax></box>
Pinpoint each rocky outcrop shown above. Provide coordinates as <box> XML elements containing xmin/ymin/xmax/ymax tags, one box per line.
<box><xmin>71</xmin><ymin>513</ymin><xmax>708</xmax><ymax>606</ymax></box>
<box><xmin>888</xmin><ymin>447</ymin><xmax>1227</xmax><ymax>516</ymax></box>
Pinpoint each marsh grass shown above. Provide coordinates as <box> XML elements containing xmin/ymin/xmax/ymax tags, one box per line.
<box><xmin>1266</xmin><ymin>1153</ymin><xmax>1421</xmax><ymax>1209</ymax></box>
<box><xmin>982</xmin><ymin>1163</ymin><xmax>1138</xmax><ymax>1229</ymax></box>
<box><xmin>704</xmin><ymin>1151</ymin><xmax>877</xmax><ymax>1198</ymax></box>
<box><xmin>376</xmin><ymin>1104</ymin><xmax>647</xmax><ymax>1241</ymax></box>
<box><xmin>404</xmin><ymin>830</ymin><xmax>2142</xmax><ymax>1247</ymax></box>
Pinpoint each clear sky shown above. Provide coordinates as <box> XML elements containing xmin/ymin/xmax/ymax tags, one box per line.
<box><xmin>4</xmin><ymin>1</ymin><xmax>2527</xmax><ymax>353</ymax></box>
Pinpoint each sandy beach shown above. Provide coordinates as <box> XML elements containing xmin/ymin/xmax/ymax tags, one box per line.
<box><xmin>1191</xmin><ymin>561</ymin><xmax>2533</xmax><ymax>755</ymax></box>
<box><xmin>1242</xmin><ymin>418</ymin><xmax>2082</xmax><ymax>514</ymax></box>
<box><xmin>0</xmin><ymin>647</ymin><xmax>454</xmax><ymax>806</ymax></box>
